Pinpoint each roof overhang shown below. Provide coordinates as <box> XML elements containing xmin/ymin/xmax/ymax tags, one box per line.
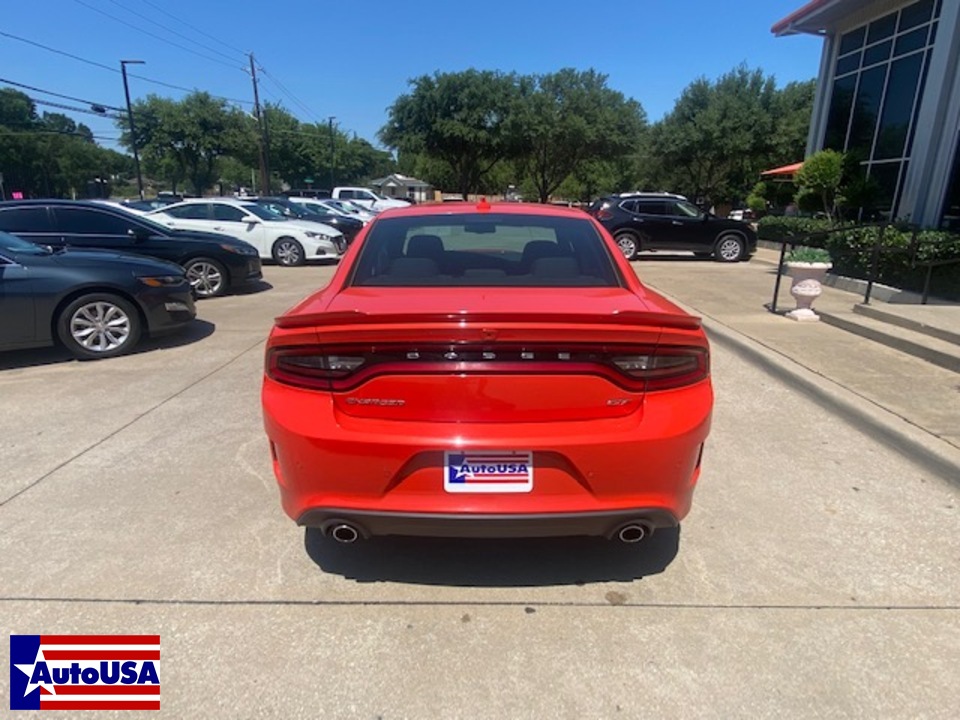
<box><xmin>760</xmin><ymin>162</ymin><xmax>804</xmax><ymax>179</ymax></box>
<box><xmin>772</xmin><ymin>0</ymin><xmax>861</xmax><ymax>36</ymax></box>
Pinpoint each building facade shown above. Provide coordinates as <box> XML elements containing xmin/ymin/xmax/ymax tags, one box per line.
<box><xmin>774</xmin><ymin>0</ymin><xmax>960</xmax><ymax>228</ymax></box>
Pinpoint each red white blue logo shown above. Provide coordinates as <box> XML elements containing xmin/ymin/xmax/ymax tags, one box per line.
<box><xmin>444</xmin><ymin>450</ymin><xmax>534</xmax><ymax>493</ymax></box>
<box><xmin>10</xmin><ymin>635</ymin><xmax>161</xmax><ymax>711</ymax></box>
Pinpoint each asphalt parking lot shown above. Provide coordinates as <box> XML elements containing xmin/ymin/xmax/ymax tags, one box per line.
<box><xmin>2</xmin><ymin>262</ymin><xmax>959</xmax><ymax>718</ymax></box>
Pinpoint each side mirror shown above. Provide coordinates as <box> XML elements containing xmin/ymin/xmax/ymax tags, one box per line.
<box><xmin>128</xmin><ymin>227</ymin><xmax>150</xmax><ymax>242</ymax></box>
<box><xmin>243</xmin><ymin>215</ymin><xmax>262</xmax><ymax>224</ymax></box>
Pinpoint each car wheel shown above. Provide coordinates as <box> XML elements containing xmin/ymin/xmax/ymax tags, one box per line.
<box><xmin>56</xmin><ymin>293</ymin><xmax>141</xmax><ymax>360</ymax></box>
<box><xmin>273</xmin><ymin>237</ymin><xmax>306</xmax><ymax>266</ymax></box>
<box><xmin>184</xmin><ymin>257</ymin><xmax>228</xmax><ymax>298</ymax></box>
<box><xmin>714</xmin><ymin>234</ymin><xmax>745</xmax><ymax>263</ymax></box>
<box><xmin>614</xmin><ymin>230</ymin><xmax>640</xmax><ymax>261</ymax></box>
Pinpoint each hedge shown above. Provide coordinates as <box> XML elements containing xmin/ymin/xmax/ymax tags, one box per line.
<box><xmin>756</xmin><ymin>216</ymin><xmax>960</xmax><ymax>300</ymax></box>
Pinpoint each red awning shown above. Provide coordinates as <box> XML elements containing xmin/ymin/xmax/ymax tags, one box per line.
<box><xmin>760</xmin><ymin>162</ymin><xmax>804</xmax><ymax>177</ymax></box>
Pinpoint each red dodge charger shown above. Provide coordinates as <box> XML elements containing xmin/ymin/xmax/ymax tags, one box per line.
<box><xmin>262</xmin><ymin>201</ymin><xmax>712</xmax><ymax>544</ymax></box>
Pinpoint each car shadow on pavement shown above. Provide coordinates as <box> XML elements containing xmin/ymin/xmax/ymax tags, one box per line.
<box><xmin>228</xmin><ymin>280</ymin><xmax>273</xmax><ymax>295</ymax></box>
<box><xmin>304</xmin><ymin>527</ymin><xmax>680</xmax><ymax>587</ymax></box>
<box><xmin>0</xmin><ymin>320</ymin><xmax>216</xmax><ymax>370</ymax></box>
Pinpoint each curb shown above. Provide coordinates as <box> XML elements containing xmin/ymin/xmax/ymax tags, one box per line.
<box><xmin>653</xmin><ymin>291</ymin><xmax>960</xmax><ymax>488</ymax></box>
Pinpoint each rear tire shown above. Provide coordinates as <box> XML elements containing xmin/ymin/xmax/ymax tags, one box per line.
<box><xmin>714</xmin><ymin>234</ymin><xmax>745</xmax><ymax>263</ymax></box>
<box><xmin>56</xmin><ymin>293</ymin><xmax>141</xmax><ymax>360</ymax></box>
<box><xmin>273</xmin><ymin>237</ymin><xmax>306</xmax><ymax>266</ymax></box>
<box><xmin>614</xmin><ymin>230</ymin><xmax>641</xmax><ymax>261</ymax></box>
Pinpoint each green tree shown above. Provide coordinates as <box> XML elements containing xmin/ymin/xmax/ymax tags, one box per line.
<box><xmin>515</xmin><ymin>69</ymin><xmax>647</xmax><ymax>203</ymax></box>
<box><xmin>795</xmin><ymin>149</ymin><xmax>845</xmax><ymax>218</ymax></box>
<box><xmin>121</xmin><ymin>92</ymin><xmax>254</xmax><ymax>195</ymax></box>
<box><xmin>380</xmin><ymin>70</ymin><xmax>523</xmax><ymax>198</ymax></box>
<box><xmin>644</xmin><ymin>66</ymin><xmax>814</xmax><ymax>207</ymax></box>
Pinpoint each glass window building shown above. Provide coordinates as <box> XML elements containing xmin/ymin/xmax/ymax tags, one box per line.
<box><xmin>774</xmin><ymin>0</ymin><xmax>960</xmax><ymax>229</ymax></box>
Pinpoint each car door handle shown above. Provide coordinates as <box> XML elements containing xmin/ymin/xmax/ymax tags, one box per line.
<box><xmin>213</xmin><ymin>226</ymin><xmax>224</xmax><ymax>231</ymax></box>
<box><xmin>672</xmin><ymin>221</ymin><xmax>683</xmax><ymax>226</ymax></box>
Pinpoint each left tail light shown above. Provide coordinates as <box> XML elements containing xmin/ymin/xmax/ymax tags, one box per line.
<box><xmin>267</xmin><ymin>348</ymin><xmax>365</xmax><ymax>390</ymax></box>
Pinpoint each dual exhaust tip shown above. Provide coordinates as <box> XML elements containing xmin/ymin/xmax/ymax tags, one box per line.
<box><xmin>322</xmin><ymin>519</ymin><xmax>655</xmax><ymax>544</ymax></box>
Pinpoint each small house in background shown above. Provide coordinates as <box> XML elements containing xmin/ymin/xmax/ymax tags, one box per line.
<box><xmin>370</xmin><ymin>174</ymin><xmax>433</xmax><ymax>203</ymax></box>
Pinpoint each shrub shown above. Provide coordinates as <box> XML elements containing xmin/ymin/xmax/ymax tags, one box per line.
<box><xmin>786</xmin><ymin>246</ymin><xmax>832</xmax><ymax>263</ymax></box>
<box><xmin>756</xmin><ymin>216</ymin><xmax>833</xmax><ymax>240</ymax></box>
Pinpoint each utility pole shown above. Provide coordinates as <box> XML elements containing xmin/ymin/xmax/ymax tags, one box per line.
<box><xmin>120</xmin><ymin>60</ymin><xmax>145</xmax><ymax>200</ymax></box>
<box><xmin>328</xmin><ymin>116</ymin><xmax>336</xmax><ymax>190</ymax></box>
<box><xmin>249</xmin><ymin>53</ymin><xmax>270</xmax><ymax>194</ymax></box>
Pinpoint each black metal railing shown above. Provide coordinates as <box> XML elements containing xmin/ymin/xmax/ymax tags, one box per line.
<box><xmin>766</xmin><ymin>221</ymin><xmax>960</xmax><ymax>311</ymax></box>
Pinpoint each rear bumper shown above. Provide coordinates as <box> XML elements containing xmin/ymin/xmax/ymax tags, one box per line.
<box><xmin>262</xmin><ymin>377</ymin><xmax>712</xmax><ymax>536</ymax></box>
<box><xmin>299</xmin><ymin>508</ymin><xmax>678</xmax><ymax>539</ymax></box>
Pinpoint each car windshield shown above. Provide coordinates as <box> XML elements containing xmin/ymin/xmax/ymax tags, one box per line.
<box><xmin>338</xmin><ymin>201</ymin><xmax>369</xmax><ymax>215</ymax></box>
<box><xmin>242</xmin><ymin>204</ymin><xmax>286</xmax><ymax>221</ymax></box>
<box><xmin>0</xmin><ymin>230</ymin><xmax>50</xmax><ymax>255</ymax></box>
<box><xmin>350</xmin><ymin>213</ymin><xmax>621</xmax><ymax>287</ymax></box>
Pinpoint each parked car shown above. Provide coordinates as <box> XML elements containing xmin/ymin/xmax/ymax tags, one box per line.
<box><xmin>248</xmin><ymin>197</ymin><xmax>363</xmax><ymax>249</ymax></box>
<box><xmin>290</xmin><ymin>197</ymin><xmax>378</xmax><ymax>224</ymax></box>
<box><xmin>0</xmin><ymin>200</ymin><xmax>262</xmax><ymax>298</ymax></box>
<box><xmin>587</xmin><ymin>193</ymin><xmax>757</xmax><ymax>262</ymax></box>
<box><xmin>330</xmin><ymin>186</ymin><xmax>411</xmax><ymax>212</ymax></box>
<box><xmin>120</xmin><ymin>198</ymin><xmax>182</xmax><ymax>214</ymax></box>
<box><xmin>262</xmin><ymin>201</ymin><xmax>713</xmax><ymax>543</ymax></box>
<box><xmin>286</xmin><ymin>187</ymin><xmax>411</xmax><ymax>212</ymax></box>
<box><xmin>148</xmin><ymin>199</ymin><xmax>343</xmax><ymax>267</ymax></box>
<box><xmin>0</xmin><ymin>230</ymin><xmax>195</xmax><ymax>359</ymax></box>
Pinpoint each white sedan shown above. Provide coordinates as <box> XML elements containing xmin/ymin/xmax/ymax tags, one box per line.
<box><xmin>148</xmin><ymin>199</ymin><xmax>343</xmax><ymax>266</ymax></box>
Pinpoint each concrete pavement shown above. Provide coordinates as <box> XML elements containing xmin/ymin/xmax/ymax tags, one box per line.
<box><xmin>1</xmin><ymin>260</ymin><xmax>958</xmax><ymax>718</ymax></box>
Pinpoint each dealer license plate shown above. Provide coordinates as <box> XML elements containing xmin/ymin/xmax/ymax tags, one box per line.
<box><xmin>443</xmin><ymin>450</ymin><xmax>534</xmax><ymax>493</ymax></box>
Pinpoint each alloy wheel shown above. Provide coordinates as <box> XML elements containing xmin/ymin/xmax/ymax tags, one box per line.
<box><xmin>186</xmin><ymin>261</ymin><xmax>224</xmax><ymax>297</ymax></box>
<box><xmin>69</xmin><ymin>301</ymin><xmax>132</xmax><ymax>353</ymax></box>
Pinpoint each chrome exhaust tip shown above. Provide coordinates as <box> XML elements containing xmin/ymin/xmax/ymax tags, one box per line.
<box><xmin>329</xmin><ymin>523</ymin><xmax>360</xmax><ymax>544</ymax></box>
<box><xmin>616</xmin><ymin>523</ymin><xmax>651</xmax><ymax>544</ymax></box>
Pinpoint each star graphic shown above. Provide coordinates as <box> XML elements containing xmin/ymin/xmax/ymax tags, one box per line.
<box><xmin>453</xmin><ymin>463</ymin><xmax>471</xmax><ymax>481</ymax></box>
<box><xmin>14</xmin><ymin>648</ymin><xmax>56</xmax><ymax>698</ymax></box>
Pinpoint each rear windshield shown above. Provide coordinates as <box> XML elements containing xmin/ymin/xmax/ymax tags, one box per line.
<box><xmin>349</xmin><ymin>213</ymin><xmax>621</xmax><ymax>287</ymax></box>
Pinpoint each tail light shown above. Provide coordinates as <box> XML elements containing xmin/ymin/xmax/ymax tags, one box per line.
<box><xmin>611</xmin><ymin>348</ymin><xmax>709</xmax><ymax>391</ymax></box>
<box><xmin>267</xmin><ymin>344</ymin><xmax>708</xmax><ymax>392</ymax></box>
<box><xmin>597</xmin><ymin>209</ymin><xmax>614</xmax><ymax>221</ymax></box>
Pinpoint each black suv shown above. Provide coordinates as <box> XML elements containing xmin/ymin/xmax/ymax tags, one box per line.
<box><xmin>588</xmin><ymin>193</ymin><xmax>757</xmax><ymax>262</ymax></box>
<box><xmin>0</xmin><ymin>200</ymin><xmax>263</xmax><ymax>297</ymax></box>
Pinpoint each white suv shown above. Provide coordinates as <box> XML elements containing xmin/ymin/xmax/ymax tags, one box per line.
<box><xmin>148</xmin><ymin>199</ymin><xmax>343</xmax><ymax>266</ymax></box>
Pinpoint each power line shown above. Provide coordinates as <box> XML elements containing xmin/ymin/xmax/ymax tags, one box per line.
<box><xmin>0</xmin><ymin>77</ymin><xmax>125</xmax><ymax>112</ymax></box>
<box><xmin>28</xmin><ymin>97</ymin><xmax>124</xmax><ymax>120</ymax></box>
<box><xmin>140</xmin><ymin>0</ymin><xmax>250</xmax><ymax>58</ymax></box>
<box><xmin>71</xmin><ymin>0</ymin><xmax>247</xmax><ymax>72</ymax></box>
<box><xmin>0</xmin><ymin>30</ymin><xmax>253</xmax><ymax>106</ymax></box>
<box><xmin>0</xmin><ymin>128</ymin><xmax>121</xmax><ymax>141</ymax></box>
<box><xmin>258</xmin><ymin>66</ymin><xmax>323</xmax><ymax>123</ymax></box>
<box><xmin>103</xmin><ymin>0</ymin><xmax>246</xmax><ymax>66</ymax></box>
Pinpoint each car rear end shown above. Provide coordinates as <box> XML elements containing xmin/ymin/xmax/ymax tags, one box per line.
<box><xmin>262</xmin><ymin>205</ymin><xmax>712</xmax><ymax>541</ymax></box>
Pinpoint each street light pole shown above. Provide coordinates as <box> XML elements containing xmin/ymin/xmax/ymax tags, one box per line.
<box><xmin>328</xmin><ymin>116</ymin><xmax>336</xmax><ymax>190</ymax></box>
<box><xmin>120</xmin><ymin>60</ymin><xmax>146</xmax><ymax>200</ymax></box>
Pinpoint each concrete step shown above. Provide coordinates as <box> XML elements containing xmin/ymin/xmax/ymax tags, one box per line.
<box><xmin>852</xmin><ymin>303</ymin><xmax>960</xmax><ymax>347</ymax></box>
<box><xmin>818</xmin><ymin>306</ymin><xmax>960</xmax><ymax>374</ymax></box>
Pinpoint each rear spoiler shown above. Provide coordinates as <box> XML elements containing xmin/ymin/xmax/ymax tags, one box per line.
<box><xmin>275</xmin><ymin>310</ymin><xmax>702</xmax><ymax>331</ymax></box>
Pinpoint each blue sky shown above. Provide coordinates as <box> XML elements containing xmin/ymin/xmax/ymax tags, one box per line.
<box><xmin>0</xmin><ymin>0</ymin><xmax>824</xmax><ymax>151</ymax></box>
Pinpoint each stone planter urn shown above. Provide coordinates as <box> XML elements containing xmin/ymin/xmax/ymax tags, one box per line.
<box><xmin>785</xmin><ymin>261</ymin><xmax>832</xmax><ymax>322</ymax></box>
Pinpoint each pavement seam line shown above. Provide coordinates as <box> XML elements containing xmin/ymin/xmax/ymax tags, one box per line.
<box><xmin>0</xmin><ymin>597</ymin><xmax>957</xmax><ymax>611</ymax></box>
<box><xmin>0</xmin><ymin>337</ymin><xmax>267</xmax><ymax>509</ymax></box>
